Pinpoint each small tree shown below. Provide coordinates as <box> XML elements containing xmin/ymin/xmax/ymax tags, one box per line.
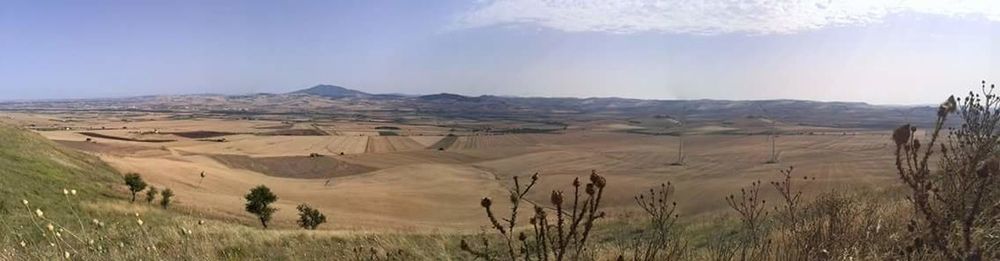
<box><xmin>124</xmin><ymin>173</ymin><xmax>147</xmax><ymax>203</ymax></box>
<box><xmin>145</xmin><ymin>186</ymin><xmax>158</xmax><ymax>204</ymax></box>
<box><xmin>160</xmin><ymin>188</ymin><xmax>174</xmax><ymax>209</ymax></box>
<box><xmin>296</xmin><ymin>204</ymin><xmax>327</xmax><ymax>230</ymax></box>
<box><xmin>245</xmin><ymin>185</ymin><xmax>278</xmax><ymax>229</ymax></box>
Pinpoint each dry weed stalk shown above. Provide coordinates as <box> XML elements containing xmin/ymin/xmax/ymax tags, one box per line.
<box><xmin>893</xmin><ymin>81</ymin><xmax>1000</xmax><ymax>260</ymax></box>
<box><xmin>462</xmin><ymin>171</ymin><xmax>608</xmax><ymax>261</ymax></box>
<box><xmin>770</xmin><ymin>166</ymin><xmax>811</xmax><ymax>228</ymax></box>
<box><xmin>618</xmin><ymin>182</ymin><xmax>686</xmax><ymax>261</ymax></box>
<box><xmin>724</xmin><ymin>180</ymin><xmax>771</xmax><ymax>260</ymax></box>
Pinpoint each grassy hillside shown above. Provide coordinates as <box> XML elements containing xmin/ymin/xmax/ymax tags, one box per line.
<box><xmin>0</xmin><ymin>124</ymin><xmax>459</xmax><ymax>260</ymax></box>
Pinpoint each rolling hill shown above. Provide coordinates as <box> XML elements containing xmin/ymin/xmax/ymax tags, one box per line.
<box><xmin>0</xmin><ymin>84</ymin><xmax>939</xmax><ymax>129</ymax></box>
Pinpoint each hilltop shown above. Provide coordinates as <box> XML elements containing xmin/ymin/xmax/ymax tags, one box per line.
<box><xmin>289</xmin><ymin>84</ymin><xmax>372</xmax><ymax>98</ymax></box>
<box><xmin>0</xmin><ymin>84</ymin><xmax>937</xmax><ymax>129</ymax></box>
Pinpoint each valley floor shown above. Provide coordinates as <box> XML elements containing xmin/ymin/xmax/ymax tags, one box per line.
<box><xmin>3</xmin><ymin>113</ymin><xmax>904</xmax><ymax>232</ymax></box>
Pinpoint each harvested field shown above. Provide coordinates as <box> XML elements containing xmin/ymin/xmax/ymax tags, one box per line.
<box><xmin>176</xmin><ymin>135</ymin><xmax>370</xmax><ymax>156</ymax></box>
<box><xmin>364</xmin><ymin>136</ymin><xmax>428</xmax><ymax>153</ymax></box>
<box><xmin>55</xmin><ymin>140</ymin><xmax>169</xmax><ymax>157</ymax></box>
<box><xmin>409</xmin><ymin>136</ymin><xmax>445</xmax><ymax>147</ymax></box>
<box><xmin>253</xmin><ymin>124</ymin><xmax>293</xmax><ymax>130</ymax></box>
<box><xmin>428</xmin><ymin>135</ymin><xmax>457</xmax><ymax>150</ymax></box>
<box><xmin>168</xmin><ymin>131</ymin><xmax>239</xmax><ymax>138</ymax></box>
<box><xmin>10</xmin><ymin>112</ymin><xmax>907</xmax><ymax>232</ymax></box>
<box><xmin>209</xmin><ymin>154</ymin><xmax>375</xmax><ymax>179</ymax></box>
<box><xmin>258</xmin><ymin>129</ymin><xmax>328</xmax><ymax>136</ymax></box>
<box><xmin>448</xmin><ymin>134</ymin><xmax>539</xmax><ymax>150</ymax></box>
<box><xmin>78</xmin><ymin>132</ymin><xmax>176</xmax><ymax>143</ymax></box>
<box><xmin>377</xmin><ymin>131</ymin><xmax>399</xmax><ymax>136</ymax></box>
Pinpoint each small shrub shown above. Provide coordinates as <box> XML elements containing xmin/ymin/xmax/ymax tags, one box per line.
<box><xmin>245</xmin><ymin>185</ymin><xmax>278</xmax><ymax>228</ymax></box>
<box><xmin>146</xmin><ymin>186</ymin><xmax>158</xmax><ymax>204</ymax></box>
<box><xmin>124</xmin><ymin>173</ymin><xmax>147</xmax><ymax>203</ymax></box>
<box><xmin>160</xmin><ymin>188</ymin><xmax>174</xmax><ymax>209</ymax></box>
<box><xmin>296</xmin><ymin>204</ymin><xmax>327</xmax><ymax>230</ymax></box>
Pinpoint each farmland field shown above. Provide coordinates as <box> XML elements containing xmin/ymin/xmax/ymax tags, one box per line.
<box><xmin>1</xmin><ymin>112</ymin><xmax>903</xmax><ymax>232</ymax></box>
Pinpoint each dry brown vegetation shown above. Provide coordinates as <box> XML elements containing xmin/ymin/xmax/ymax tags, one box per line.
<box><xmin>6</xmin><ymin>85</ymin><xmax>1000</xmax><ymax>260</ymax></box>
<box><xmin>450</xmin><ymin>85</ymin><xmax>1000</xmax><ymax>260</ymax></box>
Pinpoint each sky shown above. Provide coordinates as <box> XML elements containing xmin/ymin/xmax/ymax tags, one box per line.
<box><xmin>2</xmin><ymin>0</ymin><xmax>1000</xmax><ymax>104</ymax></box>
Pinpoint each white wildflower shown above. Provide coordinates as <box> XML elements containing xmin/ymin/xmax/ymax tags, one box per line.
<box><xmin>46</xmin><ymin>223</ymin><xmax>54</xmax><ymax>231</ymax></box>
<box><xmin>19</xmin><ymin>241</ymin><xmax>25</xmax><ymax>248</ymax></box>
<box><xmin>70</xmin><ymin>189</ymin><xmax>77</xmax><ymax>196</ymax></box>
<box><xmin>62</xmin><ymin>189</ymin><xmax>69</xmax><ymax>195</ymax></box>
<box><xmin>137</xmin><ymin>218</ymin><xmax>144</xmax><ymax>226</ymax></box>
<box><xmin>21</xmin><ymin>199</ymin><xmax>28</xmax><ymax>206</ymax></box>
<box><xmin>35</xmin><ymin>209</ymin><xmax>43</xmax><ymax>218</ymax></box>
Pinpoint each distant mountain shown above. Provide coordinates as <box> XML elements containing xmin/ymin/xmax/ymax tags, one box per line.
<box><xmin>290</xmin><ymin>85</ymin><xmax>370</xmax><ymax>98</ymax></box>
<box><xmin>0</xmin><ymin>84</ymin><xmax>939</xmax><ymax>129</ymax></box>
<box><xmin>418</xmin><ymin>93</ymin><xmax>481</xmax><ymax>102</ymax></box>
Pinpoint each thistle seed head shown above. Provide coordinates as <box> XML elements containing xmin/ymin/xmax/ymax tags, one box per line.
<box><xmin>590</xmin><ymin>170</ymin><xmax>606</xmax><ymax>188</ymax></box>
<box><xmin>550</xmin><ymin>191</ymin><xmax>564</xmax><ymax>205</ymax></box>
<box><xmin>892</xmin><ymin>124</ymin><xmax>912</xmax><ymax>147</ymax></box>
<box><xmin>939</xmin><ymin>95</ymin><xmax>957</xmax><ymax>117</ymax></box>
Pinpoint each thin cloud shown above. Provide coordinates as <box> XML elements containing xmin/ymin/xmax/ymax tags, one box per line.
<box><xmin>452</xmin><ymin>0</ymin><xmax>1000</xmax><ymax>35</ymax></box>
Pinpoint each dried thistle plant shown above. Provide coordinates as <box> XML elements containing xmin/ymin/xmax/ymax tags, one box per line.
<box><xmin>618</xmin><ymin>182</ymin><xmax>686</xmax><ymax>261</ymax></box>
<box><xmin>724</xmin><ymin>180</ymin><xmax>771</xmax><ymax>260</ymax></box>
<box><xmin>461</xmin><ymin>171</ymin><xmax>608</xmax><ymax>261</ymax></box>
<box><xmin>893</xmin><ymin>81</ymin><xmax>1000</xmax><ymax>260</ymax></box>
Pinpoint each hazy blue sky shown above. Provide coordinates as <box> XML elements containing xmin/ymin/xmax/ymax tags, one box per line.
<box><xmin>2</xmin><ymin>0</ymin><xmax>999</xmax><ymax>104</ymax></box>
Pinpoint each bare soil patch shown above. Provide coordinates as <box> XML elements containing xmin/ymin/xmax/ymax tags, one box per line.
<box><xmin>78</xmin><ymin>132</ymin><xmax>176</xmax><ymax>143</ymax></box>
<box><xmin>209</xmin><ymin>154</ymin><xmax>375</xmax><ymax>179</ymax></box>
<box><xmin>55</xmin><ymin>140</ymin><xmax>164</xmax><ymax>156</ymax></box>
<box><xmin>258</xmin><ymin>129</ymin><xmax>328</xmax><ymax>136</ymax></box>
<box><xmin>428</xmin><ymin>135</ymin><xmax>457</xmax><ymax>150</ymax></box>
<box><xmin>167</xmin><ymin>131</ymin><xmax>239</xmax><ymax>139</ymax></box>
